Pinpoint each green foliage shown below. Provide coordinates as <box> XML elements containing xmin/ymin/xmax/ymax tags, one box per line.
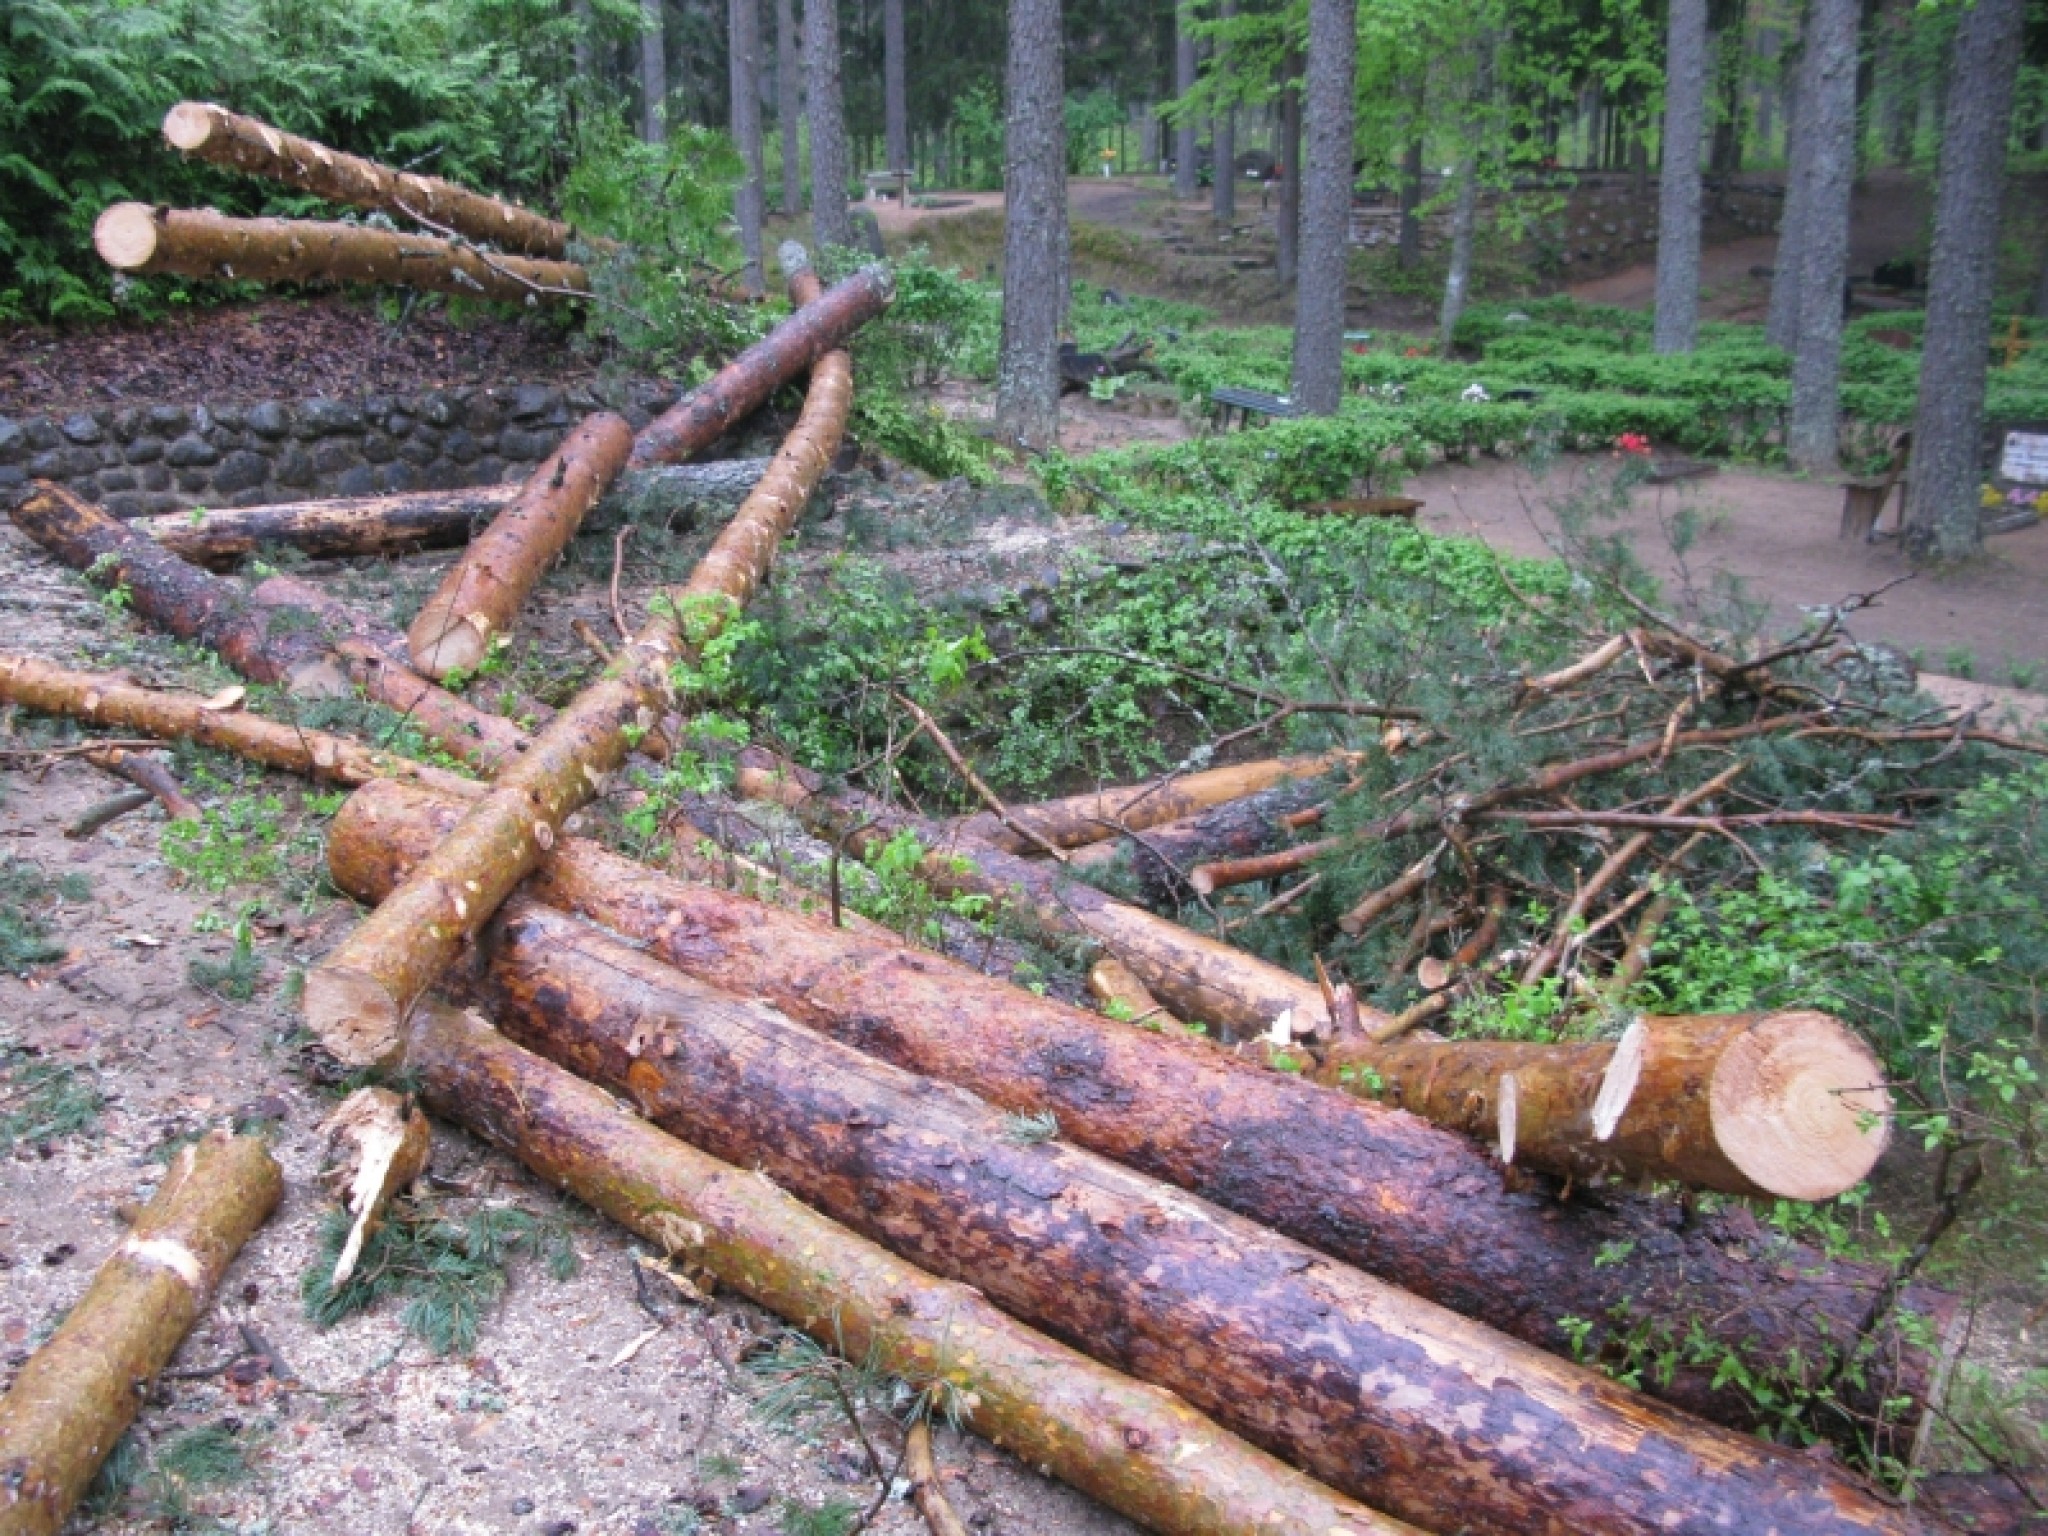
<box><xmin>0</xmin><ymin>1038</ymin><xmax>104</xmax><ymax>1152</ymax></box>
<box><xmin>777</xmin><ymin>1498</ymin><xmax>863</xmax><ymax>1536</ymax></box>
<box><xmin>187</xmin><ymin>915</ymin><xmax>266</xmax><ymax>1002</ymax></box>
<box><xmin>0</xmin><ymin>857</ymin><xmax>89</xmax><ymax>974</ymax></box>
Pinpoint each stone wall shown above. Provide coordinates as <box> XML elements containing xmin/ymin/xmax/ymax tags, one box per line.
<box><xmin>0</xmin><ymin>378</ymin><xmax>675</xmax><ymax>519</ymax></box>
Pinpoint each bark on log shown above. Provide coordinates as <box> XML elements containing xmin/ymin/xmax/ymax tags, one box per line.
<box><xmin>162</xmin><ymin>102</ymin><xmax>588</xmax><ymax>260</ymax></box>
<box><xmin>434</xmin><ymin>898</ymin><xmax>1929</xmax><ymax>1536</ymax></box>
<box><xmin>132</xmin><ymin>460</ymin><xmax>773</xmax><ymax>569</ymax></box>
<box><xmin>304</xmin><ymin>245</ymin><xmax>882</xmax><ymax>1068</ymax></box>
<box><xmin>80</xmin><ymin>745</ymin><xmax>200</xmax><ymax>821</ymax></box>
<box><xmin>0</xmin><ymin>1131</ymin><xmax>281</xmax><ymax>1536</ymax></box>
<box><xmin>407</xmin><ymin>413</ymin><xmax>634</xmax><ymax>679</ymax></box>
<box><xmin>329</xmin><ymin>777</ymin><xmax>1949</xmax><ymax>1441</ymax></box>
<box><xmin>956</xmin><ymin>751</ymin><xmax>1355</xmax><ymax>854</ymax></box>
<box><xmin>1321</xmin><ymin>1011</ymin><xmax>1892</xmax><ymax>1201</ymax></box>
<box><xmin>93</xmin><ymin>204</ymin><xmax>589</xmax><ymax>305</ymax></box>
<box><xmin>1068</xmin><ymin>777</ymin><xmax>1336</xmax><ymax>907</ymax></box>
<box><xmin>0</xmin><ymin>653</ymin><xmax>481</xmax><ymax>800</ymax></box>
<box><xmin>404</xmin><ymin>1003</ymin><xmax>1402</xmax><ymax>1536</ymax></box>
<box><xmin>7</xmin><ymin>482</ymin><xmax>527</xmax><ymax>774</ymax></box>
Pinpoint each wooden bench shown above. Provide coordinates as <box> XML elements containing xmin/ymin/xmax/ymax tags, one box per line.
<box><xmin>1840</xmin><ymin>432</ymin><xmax>1911</xmax><ymax>542</ymax></box>
<box><xmin>863</xmin><ymin>169</ymin><xmax>913</xmax><ymax>205</ymax></box>
<box><xmin>1210</xmin><ymin>386</ymin><xmax>1306</xmax><ymax>430</ymax></box>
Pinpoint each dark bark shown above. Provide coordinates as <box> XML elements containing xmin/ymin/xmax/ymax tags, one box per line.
<box><xmin>778</xmin><ymin>0</ymin><xmax>803</xmax><ymax>211</ymax></box>
<box><xmin>1786</xmin><ymin>0</ymin><xmax>1858</xmax><ymax>471</ymax></box>
<box><xmin>1902</xmin><ymin>0</ymin><xmax>2026</xmax><ymax>561</ymax></box>
<box><xmin>1436</xmin><ymin>36</ymin><xmax>1493</xmax><ymax>353</ymax></box>
<box><xmin>1768</xmin><ymin>35</ymin><xmax>1808</xmax><ymax>350</ymax></box>
<box><xmin>640</xmin><ymin>0</ymin><xmax>668</xmax><ymax>143</ymax></box>
<box><xmin>993</xmin><ymin>0</ymin><xmax>1066</xmax><ymax>451</ymax></box>
<box><xmin>1655</xmin><ymin>0</ymin><xmax>1709</xmax><ymax>353</ymax></box>
<box><xmin>1396</xmin><ymin>135</ymin><xmax>1423</xmax><ymax>270</ymax></box>
<box><xmin>1291</xmin><ymin>0</ymin><xmax>1355</xmax><ymax>412</ymax></box>
<box><xmin>1072</xmin><ymin>777</ymin><xmax>1330</xmax><ymax>907</ymax></box>
<box><xmin>730</xmin><ymin>0</ymin><xmax>767</xmax><ymax>292</ymax></box>
<box><xmin>1174</xmin><ymin>7</ymin><xmax>1199</xmax><ymax>200</ymax></box>
<box><xmin>1212</xmin><ymin>0</ymin><xmax>1238</xmax><ymax>220</ymax></box>
<box><xmin>805</xmin><ymin>0</ymin><xmax>853</xmax><ymax>247</ymax></box>
<box><xmin>1277</xmin><ymin>59</ymin><xmax>1302</xmax><ymax>283</ymax></box>
<box><xmin>882</xmin><ymin>0</ymin><xmax>908</xmax><ymax>172</ymax></box>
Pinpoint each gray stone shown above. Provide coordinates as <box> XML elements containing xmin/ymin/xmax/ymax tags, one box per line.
<box><xmin>498</xmin><ymin>427</ymin><xmax>555</xmax><ymax>461</ymax></box>
<box><xmin>336</xmin><ymin>465</ymin><xmax>378</xmax><ymax>497</ymax></box>
<box><xmin>0</xmin><ymin>467</ymin><xmax>24</xmax><ymax>492</ymax></box>
<box><xmin>165</xmin><ymin>434</ymin><xmax>219</xmax><ymax>468</ymax></box>
<box><xmin>623</xmin><ymin>404</ymin><xmax>654</xmax><ymax>431</ymax></box>
<box><xmin>298</xmin><ymin>398</ymin><xmax>365</xmax><ymax>437</ymax></box>
<box><xmin>566</xmin><ymin>386</ymin><xmax>601</xmax><ymax>412</ymax></box>
<box><xmin>140</xmin><ymin>492</ymin><xmax>185</xmax><ymax>516</ymax></box>
<box><xmin>60</xmin><ymin>413</ymin><xmax>103</xmax><ymax>445</ymax></box>
<box><xmin>473</xmin><ymin>456</ymin><xmax>504</xmax><ymax>484</ymax></box>
<box><xmin>125</xmin><ymin>436</ymin><xmax>165</xmax><ymax>464</ymax></box>
<box><xmin>98</xmin><ymin>468</ymin><xmax>137</xmax><ymax>493</ymax></box>
<box><xmin>510</xmin><ymin>384</ymin><xmax>562</xmax><ymax>422</ymax></box>
<box><xmin>385</xmin><ymin>411</ymin><xmax>414</xmax><ymax>437</ymax></box>
<box><xmin>273</xmin><ymin>447</ymin><xmax>314</xmax><ymax>487</ymax></box>
<box><xmin>408</xmin><ymin>423</ymin><xmax>442</xmax><ymax>450</ymax></box>
<box><xmin>360</xmin><ymin>432</ymin><xmax>398</xmax><ymax>465</ymax></box>
<box><xmin>191</xmin><ymin>405</ymin><xmax>214</xmax><ymax>436</ymax></box>
<box><xmin>27</xmin><ymin>447</ymin><xmax>98</xmax><ymax>478</ymax></box>
<box><xmin>98</xmin><ymin>444</ymin><xmax>123</xmax><ymax>467</ymax></box>
<box><xmin>103</xmin><ymin>492</ymin><xmax>146</xmax><ymax>518</ymax></box>
<box><xmin>246</xmin><ymin>401</ymin><xmax>289</xmax><ymax>438</ymax></box>
<box><xmin>23</xmin><ymin>419</ymin><xmax>60</xmax><ymax>451</ymax></box>
<box><xmin>400</xmin><ymin>435</ymin><xmax>440</xmax><ymax>466</ymax></box>
<box><xmin>465</xmin><ymin>395</ymin><xmax>506</xmax><ymax>432</ymax></box>
<box><xmin>417</xmin><ymin>392</ymin><xmax>458</xmax><ymax>427</ymax></box>
<box><xmin>211</xmin><ymin>405</ymin><xmax>245</xmax><ymax>432</ymax></box>
<box><xmin>227</xmin><ymin>487</ymin><xmax>272</xmax><ymax>508</ymax></box>
<box><xmin>176</xmin><ymin>469</ymin><xmax>213</xmax><ymax>493</ymax></box>
<box><xmin>110</xmin><ymin>408</ymin><xmax>143</xmax><ymax>442</ymax></box>
<box><xmin>311</xmin><ymin>439</ymin><xmax>357</xmax><ymax>475</ymax></box>
<box><xmin>212</xmin><ymin>451</ymin><xmax>270</xmax><ymax>495</ymax></box>
<box><xmin>379</xmin><ymin>462</ymin><xmax>416</xmax><ymax>493</ymax></box>
<box><xmin>0</xmin><ymin>419</ymin><xmax>23</xmax><ymax>464</ymax></box>
<box><xmin>363</xmin><ymin>395</ymin><xmax>396</xmax><ymax>425</ymax></box>
<box><xmin>145</xmin><ymin>405</ymin><xmax>188</xmax><ymax>435</ymax></box>
<box><xmin>138</xmin><ymin>464</ymin><xmax>172</xmax><ymax>492</ymax></box>
<box><xmin>442</xmin><ymin>430</ymin><xmax>480</xmax><ymax>464</ymax></box>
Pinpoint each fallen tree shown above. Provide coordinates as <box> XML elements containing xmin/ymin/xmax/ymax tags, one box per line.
<box><xmin>1065</xmin><ymin>775</ymin><xmax>1336</xmax><ymax>906</ymax></box>
<box><xmin>161</xmin><ymin>102</ymin><xmax>589</xmax><ymax>260</ymax></box>
<box><xmin>0</xmin><ymin>1131</ymin><xmax>281</xmax><ymax>1536</ymax></box>
<box><xmin>8</xmin><ymin>481</ymin><xmax>526</xmax><ymax>773</ymax></box>
<box><xmin>305</xmin><ymin>245</ymin><xmax>885</xmax><ymax>1067</ymax></box>
<box><xmin>93</xmin><ymin>203</ymin><xmax>589</xmax><ymax>305</ymax></box>
<box><xmin>407</xmin><ymin>413</ymin><xmax>634</xmax><ymax>679</ymax></box>
<box><xmin>328</xmin><ymin>776</ymin><xmax>1947</xmax><ymax>1441</ymax></box>
<box><xmin>405</xmin><ymin>1002</ymin><xmax>1404</xmax><ymax>1536</ymax></box>
<box><xmin>431</xmin><ymin>896</ymin><xmax>1931</xmax><ymax>1536</ymax></box>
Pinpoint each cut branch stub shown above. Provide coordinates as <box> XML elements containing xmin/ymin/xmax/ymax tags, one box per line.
<box><xmin>408</xmin><ymin>412</ymin><xmax>634</xmax><ymax>679</ymax></box>
<box><xmin>93</xmin><ymin>204</ymin><xmax>589</xmax><ymax>305</ymax></box>
<box><xmin>0</xmin><ymin>1131</ymin><xmax>280</xmax><ymax>1536</ymax></box>
<box><xmin>320</xmin><ymin>1086</ymin><xmax>432</xmax><ymax>1288</ymax></box>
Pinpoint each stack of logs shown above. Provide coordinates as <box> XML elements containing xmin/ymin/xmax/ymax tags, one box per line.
<box><xmin>0</xmin><ymin>116</ymin><xmax>1988</xmax><ymax>1536</ymax></box>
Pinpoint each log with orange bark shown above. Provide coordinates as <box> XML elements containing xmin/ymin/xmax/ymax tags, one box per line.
<box><xmin>327</xmin><ymin>776</ymin><xmax>1945</xmax><ymax>1441</ymax></box>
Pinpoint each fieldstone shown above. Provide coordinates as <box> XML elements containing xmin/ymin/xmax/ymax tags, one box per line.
<box><xmin>510</xmin><ymin>384</ymin><xmax>561</xmax><ymax>421</ymax></box>
<box><xmin>211</xmin><ymin>405</ymin><xmax>245</xmax><ymax>432</ymax></box>
<box><xmin>385</xmin><ymin>411</ymin><xmax>414</xmax><ymax>437</ymax></box>
<box><xmin>336</xmin><ymin>465</ymin><xmax>378</xmax><ymax>497</ymax></box>
<box><xmin>0</xmin><ymin>467</ymin><xmax>25</xmax><ymax>492</ymax></box>
<box><xmin>473</xmin><ymin>456</ymin><xmax>504</xmax><ymax>484</ymax></box>
<box><xmin>145</xmin><ymin>405</ymin><xmax>188</xmax><ymax>435</ymax></box>
<box><xmin>566</xmin><ymin>386</ymin><xmax>601</xmax><ymax>412</ymax></box>
<box><xmin>417</xmin><ymin>392</ymin><xmax>458</xmax><ymax>427</ymax></box>
<box><xmin>165</xmin><ymin>434</ymin><xmax>219</xmax><ymax>468</ymax></box>
<box><xmin>0</xmin><ymin>419</ymin><xmax>23</xmax><ymax>464</ymax></box>
<box><xmin>212</xmin><ymin>451</ymin><xmax>270</xmax><ymax>495</ymax></box>
<box><xmin>400</xmin><ymin>435</ymin><xmax>440</xmax><ymax>466</ymax></box>
<box><xmin>442</xmin><ymin>430</ymin><xmax>480</xmax><ymax>464</ymax></box>
<box><xmin>299</xmin><ymin>398</ymin><xmax>365</xmax><ymax>437</ymax></box>
<box><xmin>311</xmin><ymin>439</ymin><xmax>357</xmax><ymax>475</ymax></box>
<box><xmin>98</xmin><ymin>468</ymin><xmax>137</xmax><ymax>493</ymax></box>
<box><xmin>379</xmin><ymin>462</ymin><xmax>416</xmax><ymax>493</ymax></box>
<box><xmin>498</xmin><ymin>427</ymin><xmax>554</xmax><ymax>461</ymax></box>
<box><xmin>360</xmin><ymin>433</ymin><xmax>398</xmax><ymax>465</ymax></box>
<box><xmin>138</xmin><ymin>464</ymin><xmax>172</xmax><ymax>492</ymax></box>
<box><xmin>246</xmin><ymin>401</ymin><xmax>289</xmax><ymax>438</ymax></box>
<box><xmin>363</xmin><ymin>395</ymin><xmax>396</xmax><ymax>425</ymax></box>
<box><xmin>227</xmin><ymin>487</ymin><xmax>272</xmax><ymax>507</ymax></box>
<box><xmin>110</xmin><ymin>408</ymin><xmax>143</xmax><ymax>442</ymax></box>
<box><xmin>23</xmin><ymin>419</ymin><xmax>60</xmax><ymax>451</ymax></box>
<box><xmin>141</xmin><ymin>492</ymin><xmax>185</xmax><ymax>516</ymax></box>
<box><xmin>102</xmin><ymin>491</ymin><xmax>146</xmax><ymax>518</ymax></box>
<box><xmin>27</xmin><ymin>447</ymin><xmax>98</xmax><ymax>479</ymax></box>
<box><xmin>273</xmin><ymin>447</ymin><xmax>314</xmax><ymax>487</ymax></box>
<box><xmin>126</xmin><ymin>436</ymin><xmax>165</xmax><ymax>464</ymax></box>
<box><xmin>622</xmin><ymin>404</ymin><xmax>654</xmax><ymax>431</ymax></box>
<box><xmin>176</xmin><ymin>468</ymin><xmax>213</xmax><ymax>494</ymax></box>
<box><xmin>99</xmin><ymin>443</ymin><xmax>123</xmax><ymax>467</ymax></box>
<box><xmin>465</xmin><ymin>395</ymin><xmax>506</xmax><ymax>432</ymax></box>
<box><xmin>60</xmin><ymin>413</ymin><xmax>103</xmax><ymax>445</ymax></box>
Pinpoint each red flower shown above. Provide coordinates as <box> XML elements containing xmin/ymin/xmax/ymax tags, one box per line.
<box><xmin>1615</xmin><ymin>433</ymin><xmax>1652</xmax><ymax>457</ymax></box>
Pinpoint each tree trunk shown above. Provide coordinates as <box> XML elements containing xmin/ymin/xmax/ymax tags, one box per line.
<box><xmin>130</xmin><ymin>459</ymin><xmax>774</xmax><ymax>569</ymax></box>
<box><xmin>305</xmin><ymin>252</ymin><xmax>875</xmax><ymax>1069</ymax></box>
<box><xmin>1785</xmin><ymin>0</ymin><xmax>1858</xmax><ymax>472</ymax></box>
<box><xmin>778</xmin><ymin>0</ymin><xmax>803</xmax><ymax>211</ymax></box>
<box><xmin>1277</xmin><ymin>58</ymin><xmax>1302</xmax><ymax>284</ymax></box>
<box><xmin>161</xmin><ymin>102</ymin><xmax>584</xmax><ymax>260</ymax></box>
<box><xmin>93</xmin><ymin>205</ymin><xmax>589</xmax><ymax>306</ymax></box>
<box><xmin>7</xmin><ymin>481</ymin><xmax>527</xmax><ymax>773</ymax></box>
<box><xmin>640</xmin><ymin>0</ymin><xmax>668</xmax><ymax>142</ymax></box>
<box><xmin>0</xmin><ymin>1133</ymin><xmax>280</xmax><ymax>1536</ymax></box>
<box><xmin>1321</xmin><ymin>1010</ymin><xmax>1891</xmax><ymax>1199</ymax></box>
<box><xmin>1435</xmin><ymin>154</ymin><xmax>1480</xmax><ymax>352</ymax></box>
<box><xmin>1396</xmin><ymin>135</ymin><xmax>1424</xmax><ymax>270</ymax></box>
<box><xmin>1654</xmin><ymin>0</ymin><xmax>1708</xmax><ymax>353</ymax></box>
<box><xmin>730</xmin><ymin>0</ymin><xmax>767</xmax><ymax>292</ymax></box>
<box><xmin>439</xmin><ymin>899</ymin><xmax>1933</xmax><ymax>1536</ymax></box>
<box><xmin>406</xmin><ymin>413</ymin><xmax>635</xmax><ymax>680</ymax></box>
<box><xmin>1174</xmin><ymin>7</ymin><xmax>1199</xmax><ymax>200</ymax></box>
<box><xmin>1768</xmin><ymin>42</ymin><xmax>1808</xmax><ymax>349</ymax></box>
<box><xmin>1291</xmin><ymin>0</ymin><xmax>1355</xmax><ymax>412</ymax></box>
<box><xmin>805</xmin><ymin>0</ymin><xmax>853</xmax><ymax>247</ymax></box>
<box><xmin>1212</xmin><ymin>0</ymin><xmax>1238</xmax><ymax>220</ymax></box>
<box><xmin>0</xmin><ymin>654</ymin><xmax>480</xmax><ymax>800</ymax></box>
<box><xmin>405</xmin><ymin>1004</ymin><xmax>1400</xmax><ymax>1535</ymax></box>
<box><xmin>882</xmin><ymin>0</ymin><xmax>908</xmax><ymax>171</ymax></box>
<box><xmin>572</xmin><ymin>0</ymin><xmax>595</xmax><ymax>82</ymax></box>
<box><xmin>1901</xmin><ymin>0</ymin><xmax>2026</xmax><ymax>562</ymax></box>
<box><xmin>993</xmin><ymin>0</ymin><xmax>1066</xmax><ymax>452</ymax></box>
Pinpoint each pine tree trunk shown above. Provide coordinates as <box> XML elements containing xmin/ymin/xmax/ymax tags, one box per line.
<box><xmin>1211</xmin><ymin>0</ymin><xmax>1238</xmax><ymax>219</ymax></box>
<box><xmin>1768</xmin><ymin>43</ymin><xmax>1808</xmax><ymax>349</ymax></box>
<box><xmin>1065</xmin><ymin>777</ymin><xmax>1333</xmax><ymax>907</ymax></box>
<box><xmin>572</xmin><ymin>0</ymin><xmax>595</xmax><ymax>81</ymax></box>
<box><xmin>404</xmin><ymin>1003</ymin><xmax>1403</xmax><ymax>1535</ymax></box>
<box><xmin>1786</xmin><ymin>0</ymin><xmax>1858</xmax><ymax>472</ymax></box>
<box><xmin>1901</xmin><ymin>0</ymin><xmax>2026</xmax><ymax>561</ymax></box>
<box><xmin>883</xmin><ymin>0</ymin><xmax>908</xmax><ymax>171</ymax></box>
<box><xmin>1291</xmin><ymin>0</ymin><xmax>1356</xmax><ymax>412</ymax></box>
<box><xmin>1174</xmin><ymin>7</ymin><xmax>1199</xmax><ymax>200</ymax></box>
<box><xmin>1397</xmin><ymin>135</ymin><xmax>1424</xmax><ymax>270</ymax></box>
<box><xmin>640</xmin><ymin>0</ymin><xmax>668</xmax><ymax>142</ymax></box>
<box><xmin>0</xmin><ymin>1133</ymin><xmax>280</xmax><ymax>1536</ymax></box>
<box><xmin>730</xmin><ymin>0</ymin><xmax>767</xmax><ymax>290</ymax></box>
<box><xmin>993</xmin><ymin>0</ymin><xmax>1066</xmax><ymax>452</ymax></box>
<box><xmin>436</xmin><ymin>898</ymin><xmax>1935</xmax><ymax>1536</ymax></box>
<box><xmin>1654</xmin><ymin>0</ymin><xmax>1708</xmax><ymax>353</ymax></box>
<box><xmin>805</xmin><ymin>0</ymin><xmax>853</xmax><ymax>246</ymax></box>
<box><xmin>1435</xmin><ymin>155</ymin><xmax>1479</xmax><ymax>351</ymax></box>
<box><xmin>93</xmin><ymin>205</ymin><xmax>589</xmax><ymax>306</ymax></box>
<box><xmin>778</xmin><ymin>0</ymin><xmax>803</xmax><ymax>211</ymax></box>
<box><xmin>1277</xmin><ymin>61</ymin><xmax>1302</xmax><ymax>283</ymax></box>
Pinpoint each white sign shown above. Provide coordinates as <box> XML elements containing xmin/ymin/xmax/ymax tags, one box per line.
<box><xmin>2000</xmin><ymin>431</ymin><xmax>2048</xmax><ymax>486</ymax></box>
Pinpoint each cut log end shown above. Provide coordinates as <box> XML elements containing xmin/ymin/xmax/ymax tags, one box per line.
<box><xmin>94</xmin><ymin>202</ymin><xmax>161</xmax><ymax>271</ymax></box>
<box><xmin>406</xmin><ymin>604</ymin><xmax>490</xmax><ymax>681</ymax></box>
<box><xmin>161</xmin><ymin>101</ymin><xmax>219</xmax><ymax>151</ymax></box>
<box><xmin>1710</xmin><ymin>1009</ymin><xmax>1892</xmax><ymax>1201</ymax></box>
<box><xmin>1591</xmin><ymin>1016</ymin><xmax>1646</xmax><ymax>1141</ymax></box>
<box><xmin>302</xmin><ymin>965</ymin><xmax>407</xmax><ymax>1069</ymax></box>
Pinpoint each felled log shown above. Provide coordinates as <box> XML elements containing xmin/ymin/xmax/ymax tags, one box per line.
<box><xmin>1087</xmin><ymin>955</ymin><xmax>1181</xmax><ymax>1029</ymax></box>
<box><xmin>0</xmin><ymin>1131</ymin><xmax>280</xmax><ymax>1536</ymax></box>
<box><xmin>80</xmin><ymin>745</ymin><xmax>199</xmax><ymax>821</ymax></box>
<box><xmin>329</xmin><ymin>777</ymin><xmax>1949</xmax><ymax>1440</ymax></box>
<box><xmin>407</xmin><ymin>413</ymin><xmax>634</xmax><ymax>679</ymax></box>
<box><xmin>1322</xmin><ymin>1011</ymin><xmax>1891</xmax><ymax>1201</ymax></box>
<box><xmin>405</xmin><ymin>1003</ymin><xmax>1402</xmax><ymax>1536</ymax></box>
<box><xmin>305</xmin><ymin>245</ymin><xmax>882</xmax><ymax>1068</ymax></box>
<box><xmin>955</xmin><ymin>750</ymin><xmax>1353</xmax><ymax>855</ymax></box>
<box><xmin>162</xmin><ymin>102</ymin><xmax>588</xmax><ymax>260</ymax></box>
<box><xmin>438</xmin><ymin>898</ymin><xmax>1929</xmax><ymax>1536</ymax></box>
<box><xmin>93</xmin><ymin>204</ymin><xmax>589</xmax><ymax>305</ymax></box>
<box><xmin>1067</xmin><ymin>777</ymin><xmax>1335</xmax><ymax>906</ymax></box>
<box><xmin>7</xmin><ymin>482</ymin><xmax>526</xmax><ymax>773</ymax></box>
<box><xmin>132</xmin><ymin>460</ymin><xmax>773</xmax><ymax>569</ymax></box>
<box><xmin>0</xmin><ymin>653</ymin><xmax>480</xmax><ymax>799</ymax></box>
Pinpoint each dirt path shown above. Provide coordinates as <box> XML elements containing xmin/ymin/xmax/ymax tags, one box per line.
<box><xmin>1569</xmin><ymin>235</ymin><xmax>1780</xmax><ymax>322</ymax></box>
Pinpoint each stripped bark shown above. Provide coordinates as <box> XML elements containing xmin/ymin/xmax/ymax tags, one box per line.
<box><xmin>94</xmin><ymin>204</ymin><xmax>589</xmax><ymax>305</ymax></box>
<box><xmin>304</xmin><ymin>247</ymin><xmax>880</xmax><ymax>1067</ymax></box>
<box><xmin>8</xmin><ymin>481</ymin><xmax>525</xmax><ymax>774</ymax></box>
<box><xmin>330</xmin><ymin>776</ymin><xmax>1950</xmax><ymax>1440</ymax></box>
<box><xmin>405</xmin><ymin>1002</ymin><xmax>1402</xmax><ymax>1536</ymax></box>
<box><xmin>407</xmin><ymin>413</ymin><xmax>635</xmax><ymax>679</ymax></box>
<box><xmin>0</xmin><ymin>1132</ymin><xmax>280</xmax><ymax>1536</ymax></box>
<box><xmin>437</xmin><ymin>898</ymin><xmax>1931</xmax><ymax>1536</ymax></box>
<box><xmin>161</xmin><ymin>102</ymin><xmax>591</xmax><ymax>259</ymax></box>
